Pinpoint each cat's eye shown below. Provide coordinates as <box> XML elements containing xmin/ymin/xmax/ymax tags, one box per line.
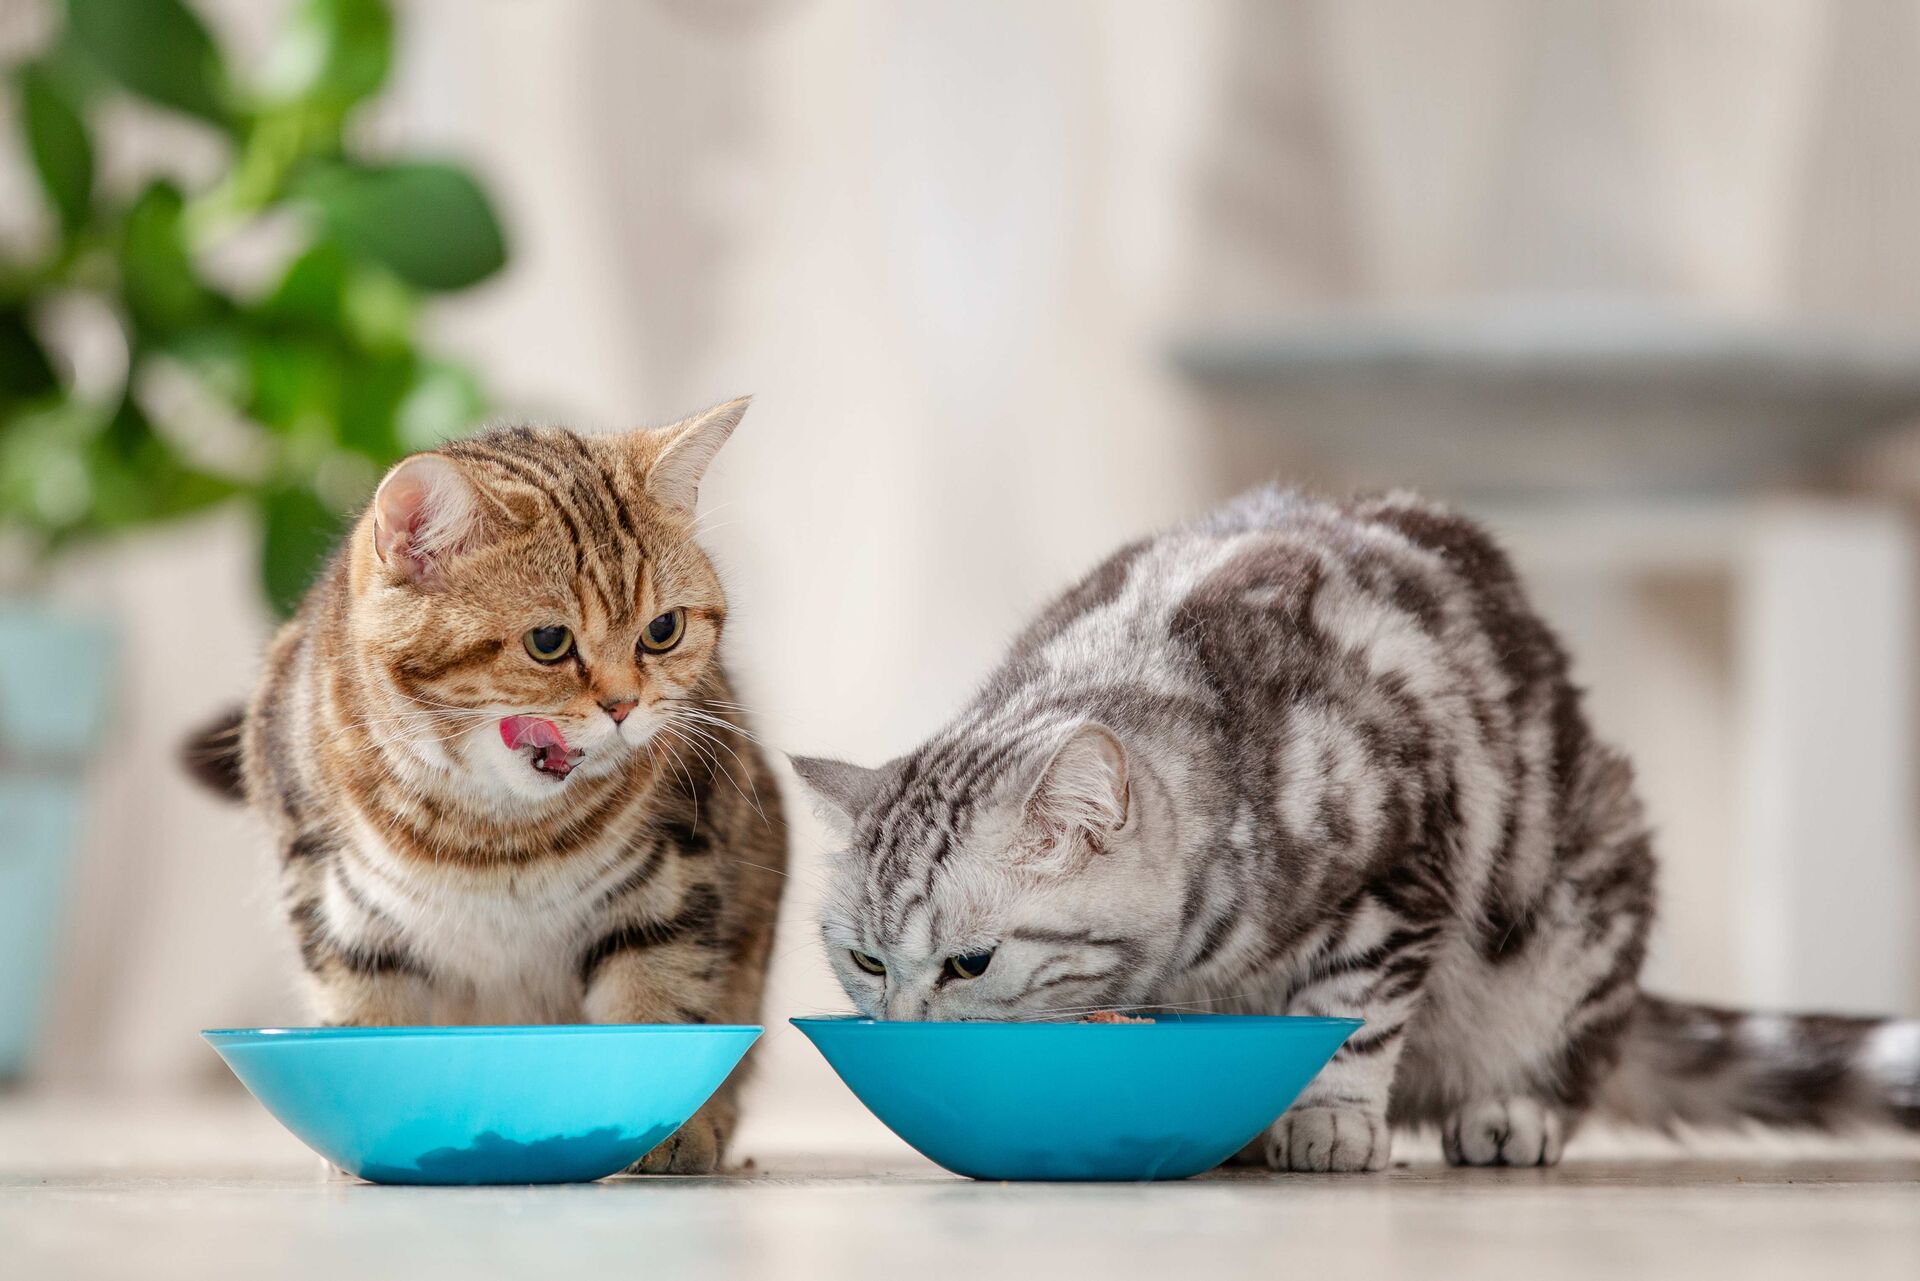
<box><xmin>945</xmin><ymin>951</ymin><xmax>995</xmax><ymax>981</ymax></box>
<box><xmin>638</xmin><ymin>608</ymin><xmax>685</xmax><ymax>653</ymax></box>
<box><xmin>523</xmin><ymin>625</ymin><xmax>574</xmax><ymax>663</ymax></box>
<box><xmin>849</xmin><ymin>950</ymin><xmax>887</xmax><ymax>976</ymax></box>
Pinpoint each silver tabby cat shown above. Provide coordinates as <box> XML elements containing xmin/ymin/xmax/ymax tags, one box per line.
<box><xmin>794</xmin><ymin>486</ymin><xmax>1920</xmax><ymax>1171</ymax></box>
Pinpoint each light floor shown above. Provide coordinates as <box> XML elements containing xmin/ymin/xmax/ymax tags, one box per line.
<box><xmin>4</xmin><ymin>1097</ymin><xmax>1917</xmax><ymax>1281</ymax></box>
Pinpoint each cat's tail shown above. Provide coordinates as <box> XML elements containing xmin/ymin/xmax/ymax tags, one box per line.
<box><xmin>1595</xmin><ymin>993</ymin><xmax>1920</xmax><ymax>1132</ymax></box>
<box><xmin>179</xmin><ymin>705</ymin><xmax>247</xmax><ymax>802</ymax></box>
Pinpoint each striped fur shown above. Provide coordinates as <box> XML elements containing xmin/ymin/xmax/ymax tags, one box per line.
<box><xmin>191</xmin><ymin>400</ymin><xmax>786</xmax><ymax>1173</ymax></box>
<box><xmin>795</xmin><ymin>486</ymin><xmax>1920</xmax><ymax>1171</ymax></box>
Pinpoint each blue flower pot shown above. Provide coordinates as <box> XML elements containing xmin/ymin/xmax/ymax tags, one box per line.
<box><xmin>0</xmin><ymin>602</ymin><xmax>115</xmax><ymax>1080</ymax></box>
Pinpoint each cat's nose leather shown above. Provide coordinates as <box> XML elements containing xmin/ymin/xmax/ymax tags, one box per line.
<box><xmin>601</xmin><ymin>699</ymin><xmax>638</xmax><ymax>724</ymax></box>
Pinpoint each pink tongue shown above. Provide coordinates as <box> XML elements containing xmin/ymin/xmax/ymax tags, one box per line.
<box><xmin>500</xmin><ymin>716</ymin><xmax>570</xmax><ymax>769</ymax></box>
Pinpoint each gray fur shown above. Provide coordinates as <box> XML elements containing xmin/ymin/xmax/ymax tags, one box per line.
<box><xmin>800</xmin><ymin>486</ymin><xmax>1920</xmax><ymax>1171</ymax></box>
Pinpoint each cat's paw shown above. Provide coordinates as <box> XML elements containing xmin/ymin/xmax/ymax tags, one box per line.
<box><xmin>627</xmin><ymin>1114</ymin><xmax>724</xmax><ymax>1175</ymax></box>
<box><xmin>1441</xmin><ymin>1098</ymin><xmax>1564</xmax><ymax>1167</ymax></box>
<box><xmin>1266</xmin><ymin>1106</ymin><xmax>1390</xmax><ymax>1172</ymax></box>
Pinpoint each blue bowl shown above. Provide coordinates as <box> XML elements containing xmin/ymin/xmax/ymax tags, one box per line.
<box><xmin>794</xmin><ymin>1013</ymin><xmax>1358</xmax><ymax>1181</ymax></box>
<box><xmin>203</xmin><ymin>1024</ymin><xmax>759</xmax><ymax>1184</ymax></box>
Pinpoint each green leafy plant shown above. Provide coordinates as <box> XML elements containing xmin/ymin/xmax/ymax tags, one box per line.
<box><xmin>0</xmin><ymin>0</ymin><xmax>507</xmax><ymax>614</ymax></box>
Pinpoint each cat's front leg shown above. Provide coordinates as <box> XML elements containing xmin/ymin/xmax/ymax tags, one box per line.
<box><xmin>579</xmin><ymin>915</ymin><xmax>741</xmax><ymax>1175</ymax></box>
<box><xmin>305</xmin><ymin>971</ymin><xmax>434</xmax><ymax>1027</ymax></box>
<box><xmin>1267</xmin><ymin>1045</ymin><xmax>1401</xmax><ymax>1172</ymax></box>
<box><xmin>1264</xmin><ymin>905</ymin><xmax>1441</xmax><ymax>1173</ymax></box>
<box><xmin>289</xmin><ymin>894</ymin><xmax>436</xmax><ymax>1027</ymax></box>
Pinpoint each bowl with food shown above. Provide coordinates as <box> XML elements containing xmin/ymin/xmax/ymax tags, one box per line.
<box><xmin>791</xmin><ymin>1012</ymin><xmax>1359</xmax><ymax>1181</ymax></box>
<box><xmin>203</xmin><ymin>1024</ymin><xmax>759</xmax><ymax>1184</ymax></box>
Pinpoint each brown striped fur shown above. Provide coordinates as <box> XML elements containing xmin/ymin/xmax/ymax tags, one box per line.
<box><xmin>194</xmin><ymin>399</ymin><xmax>786</xmax><ymax>1173</ymax></box>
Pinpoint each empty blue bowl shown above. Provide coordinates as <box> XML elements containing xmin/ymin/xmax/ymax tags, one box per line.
<box><xmin>203</xmin><ymin>1024</ymin><xmax>759</xmax><ymax>1184</ymax></box>
<box><xmin>793</xmin><ymin>1013</ymin><xmax>1358</xmax><ymax>1181</ymax></box>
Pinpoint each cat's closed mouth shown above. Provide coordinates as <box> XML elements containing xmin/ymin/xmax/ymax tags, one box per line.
<box><xmin>499</xmin><ymin>715</ymin><xmax>583</xmax><ymax>780</ymax></box>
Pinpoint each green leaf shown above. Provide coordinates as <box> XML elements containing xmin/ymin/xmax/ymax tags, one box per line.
<box><xmin>98</xmin><ymin>394</ymin><xmax>149</xmax><ymax>458</ymax></box>
<box><xmin>299</xmin><ymin>162</ymin><xmax>507</xmax><ymax>291</ymax></box>
<box><xmin>65</xmin><ymin>0</ymin><xmax>232</xmax><ymax>126</ymax></box>
<box><xmin>265</xmin><ymin>0</ymin><xmax>392</xmax><ymax>112</ymax></box>
<box><xmin>80</xmin><ymin>400</ymin><xmax>228</xmax><ymax>529</ymax></box>
<box><xmin>0</xmin><ymin>400</ymin><xmax>93</xmax><ymax>531</ymax></box>
<box><xmin>151</xmin><ymin>456</ymin><xmax>239</xmax><ymax>518</ymax></box>
<box><xmin>0</xmin><ymin>306</ymin><xmax>58</xmax><ymax>401</ymax></box>
<box><xmin>336</xmin><ymin>350</ymin><xmax>409</xmax><ymax>458</ymax></box>
<box><xmin>16</xmin><ymin>62</ymin><xmax>93</xmax><ymax>234</ymax></box>
<box><xmin>36</xmin><ymin>31</ymin><xmax>111</xmax><ymax>107</ymax></box>
<box><xmin>120</xmin><ymin>181</ymin><xmax>217</xmax><ymax>333</ymax></box>
<box><xmin>84</xmin><ymin>445</ymin><xmax>238</xmax><ymax>532</ymax></box>
<box><xmin>258</xmin><ymin>238</ymin><xmax>351</xmax><ymax>331</ymax></box>
<box><xmin>162</xmin><ymin>323</ymin><xmax>248</xmax><ymax>402</ymax></box>
<box><xmin>340</xmin><ymin>262</ymin><xmax>415</xmax><ymax>351</ymax></box>
<box><xmin>244</xmin><ymin>335</ymin><xmax>340</xmax><ymax>432</ymax></box>
<box><xmin>89</xmin><ymin>421</ymin><xmax>240</xmax><ymax>527</ymax></box>
<box><xmin>258</xmin><ymin>484</ymin><xmax>344</xmax><ymax>616</ymax></box>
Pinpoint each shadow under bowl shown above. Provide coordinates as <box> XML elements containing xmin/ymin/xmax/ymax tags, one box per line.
<box><xmin>203</xmin><ymin>1024</ymin><xmax>759</xmax><ymax>1185</ymax></box>
<box><xmin>793</xmin><ymin>1012</ymin><xmax>1359</xmax><ymax>1181</ymax></box>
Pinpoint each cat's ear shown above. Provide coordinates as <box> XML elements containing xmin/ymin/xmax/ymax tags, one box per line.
<box><xmin>643</xmin><ymin>395</ymin><xmax>751</xmax><ymax>515</ymax></box>
<box><xmin>790</xmin><ymin>753</ymin><xmax>883</xmax><ymax>840</ymax></box>
<box><xmin>1013</xmin><ymin>723</ymin><xmax>1131</xmax><ymax>873</ymax></box>
<box><xmin>371</xmin><ymin>454</ymin><xmax>482</xmax><ymax>584</ymax></box>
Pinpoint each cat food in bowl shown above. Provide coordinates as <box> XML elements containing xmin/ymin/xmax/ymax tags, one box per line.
<box><xmin>792</xmin><ymin>1013</ymin><xmax>1358</xmax><ymax>1181</ymax></box>
<box><xmin>203</xmin><ymin>1024</ymin><xmax>759</xmax><ymax>1184</ymax></box>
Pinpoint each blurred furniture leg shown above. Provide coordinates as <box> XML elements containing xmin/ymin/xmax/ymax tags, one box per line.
<box><xmin>1738</xmin><ymin>502</ymin><xmax>1919</xmax><ymax>1013</ymax></box>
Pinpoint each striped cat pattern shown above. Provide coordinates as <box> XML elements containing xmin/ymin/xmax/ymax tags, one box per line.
<box><xmin>186</xmin><ymin>399</ymin><xmax>786</xmax><ymax>1174</ymax></box>
<box><xmin>795</xmin><ymin>486</ymin><xmax>1920</xmax><ymax>1171</ymax></box>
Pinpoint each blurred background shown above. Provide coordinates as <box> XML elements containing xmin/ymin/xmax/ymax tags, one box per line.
<box><xmin>3</xmin><ymin>0</ymin><xmax>1920</xmax><ymax>1153</ymax></box>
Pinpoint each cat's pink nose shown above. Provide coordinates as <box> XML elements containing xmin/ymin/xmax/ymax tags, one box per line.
<box><xmin>602</xmin><ymin>699</ymin><xmax>638</xmax><ymax>724</ymax></box>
